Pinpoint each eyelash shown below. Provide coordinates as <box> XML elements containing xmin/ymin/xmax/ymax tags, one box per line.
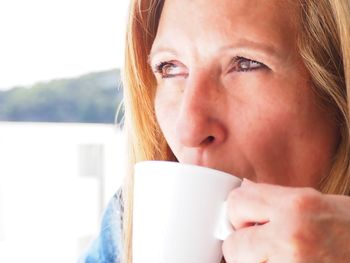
<box><xmin>155</xmin><ymin>62</ymin><xmax>172</xmax><ymax>76</ymax></box>
<box><xmin>153</xmin><ymin>56</ymin><xmax>266</xmax><ymax>79</ymax></box>
<box><xmin>230</xmin><ymin>56</ymin><xmax>266</xmax><ymax>73</ymax></box>
<box><xmin>154</xmin><ymin>61</ymin><xmax>182</xmax><ymax>79</ymax></box>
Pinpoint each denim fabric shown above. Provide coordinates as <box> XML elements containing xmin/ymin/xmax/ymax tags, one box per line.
<box><xmin>78</xmin><ymin>189</ymin><xmax>123</xmax><ymax>263</ymax></box>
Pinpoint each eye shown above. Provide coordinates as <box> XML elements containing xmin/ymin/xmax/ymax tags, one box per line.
<box><xmin>229</xmin><ymin>56</ymin><xmax>267</xmax><ymax>73</ymax></box>
<box><xmin>153</xmin><ymin>61</ymin><xmax>188</xmax><ymax>79</ymax></box>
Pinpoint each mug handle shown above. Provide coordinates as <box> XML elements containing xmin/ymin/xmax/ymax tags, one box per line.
<box><xmin>215</xmin><ymin>201</ymin><xmax>235</xmax><ymax>240</ymax></box>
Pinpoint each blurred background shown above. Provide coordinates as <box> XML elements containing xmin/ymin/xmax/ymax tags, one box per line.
<box><xmin>0</xmin><ymin>0</ymin><xmax>129</xmax><ymax>262</ymax></box>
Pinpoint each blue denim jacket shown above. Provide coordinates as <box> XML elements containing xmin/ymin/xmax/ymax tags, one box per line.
<box><xmin>78</xmin><ymin>189</ymin><xmax>124</xmax><ymax>263</ymax></box>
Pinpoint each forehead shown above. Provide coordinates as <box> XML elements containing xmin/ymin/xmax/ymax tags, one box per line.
<box><xmin>153</xmin><ymin>0</ymin><xmax>300</xmax><ymax>57</ymax></box>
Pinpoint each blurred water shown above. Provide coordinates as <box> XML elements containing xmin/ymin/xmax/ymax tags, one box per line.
<box><xmin>0</xmin><ymin>122</ymin><xmax>126</xmax><ymax>262</ymax></box>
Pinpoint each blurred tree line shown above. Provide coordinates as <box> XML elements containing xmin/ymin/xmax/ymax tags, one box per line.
<box><xmin>0</xmin><ymin>69</ymin><xmax>123</xmax><ymax>124</ymax></box>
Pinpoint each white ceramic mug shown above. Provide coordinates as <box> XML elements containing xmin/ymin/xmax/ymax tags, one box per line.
<box><xmin>132</xmin><ymin>161</ymin><xmax>242</xmax><ymax>263</ymax></box>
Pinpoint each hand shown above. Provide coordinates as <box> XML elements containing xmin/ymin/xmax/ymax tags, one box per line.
<box><xmin>222</xmin><ymin>179</ymin><xmax>350</xmax><ymax>263</ymax></box>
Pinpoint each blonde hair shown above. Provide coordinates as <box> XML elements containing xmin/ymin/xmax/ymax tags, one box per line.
<box><xmin>121</xmin><ymin>1</ymin><xmax>350</xmax><ymax>262</ymax></box>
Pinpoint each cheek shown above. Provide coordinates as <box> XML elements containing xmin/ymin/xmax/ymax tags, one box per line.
<box><xmin>230</xmin><ymin>102</ymin><xmax>299</xmax><ymax>184</ymax></box>
<box><xmin>227</xmin><ymin>76</ymin><xmax>294</xmax><ymax>146</ymax></box>
<box><xmin>231</xmin><ymin>81</ymin><xmax>337</xmax><ymax>185</ymax></box>
<box><xmin>230</xmin><ymin>72</ymin><xmax>305</xmax><ymax>149</ymax></box>
<box><xmin>234</xmin><ymin>103</ymin><xmax>291</xmax><ymax>158</ymax></box>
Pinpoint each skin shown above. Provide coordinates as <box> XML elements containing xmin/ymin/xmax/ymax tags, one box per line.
<box><xmin>149</xmin><ymin>0</ymin><xmax>350</xmax><ymax>262</ymax></box>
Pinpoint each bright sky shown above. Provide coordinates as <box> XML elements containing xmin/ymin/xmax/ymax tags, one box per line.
<box><xmin>0</xmin><ymin>0</ymin><xmax>129</xmax><ymax>90</ymax></box>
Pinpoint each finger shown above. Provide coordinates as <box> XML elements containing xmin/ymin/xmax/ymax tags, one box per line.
<box><xmin>222</xmin><ymin>223</ymin><xmax>270</xmax><ymax>263</ymax></box>
<box><xmin>227</xmin><ymin>184</ymin><xmax>272</xmax><ymax>229</ymax></box>
<box><xmin>227</xmin><ymin>179</ymin><xmax>298</xmax><ymax>229</ymax></box>
<box><xmin>241</xmin><ymin>178</ymin><xmax>297</xmax><ymax>198</ymax></box>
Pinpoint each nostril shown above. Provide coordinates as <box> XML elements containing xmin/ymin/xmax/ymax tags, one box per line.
<box><xmin>203</xmin><ymin>135</ymin><xmax>215</xmax><ymax>145</ymax></box>
<box><xmin>207</xmin><ymin>136</ymin><xmax>215</xmax><ymax>142</ymax></box>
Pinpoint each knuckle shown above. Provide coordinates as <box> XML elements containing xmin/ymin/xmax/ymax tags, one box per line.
<box><xmin>288</xmin><ymin>188</ymin><xmax>321</xmax><ymax>213</ymax></box>
<box><xmin>284</xmin><ymin>189</ymin><xmax>322</xmax><ymax>245</ymax></box>
<box><xmin>285</xmin><ymin>191</ymin><xmax>324</xmax><ymax>261</ymax></box>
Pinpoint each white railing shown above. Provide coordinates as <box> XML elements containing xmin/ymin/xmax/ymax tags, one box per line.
<box><xmin>0</xmin><ymin>122</ymin><xmax>126</xmax><ymax>263</ymax></box>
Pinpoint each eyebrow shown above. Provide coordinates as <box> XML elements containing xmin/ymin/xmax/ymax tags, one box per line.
<box><xmin>218</xmin><ymin>39</ymin><xmax>280</xmax><ymax>58</ymax></box>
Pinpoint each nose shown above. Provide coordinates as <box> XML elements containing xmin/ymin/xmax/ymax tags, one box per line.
<box><xmin>175</xmin><ymin>72</ymin><xmax>227</xmax><ymax>148</ymax></box>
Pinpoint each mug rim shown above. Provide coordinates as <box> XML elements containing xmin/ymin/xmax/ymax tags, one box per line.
<box><xmin>135</xmin><ymin>160</ymin><xmax>242</xmax><ymax>182</ymax></box>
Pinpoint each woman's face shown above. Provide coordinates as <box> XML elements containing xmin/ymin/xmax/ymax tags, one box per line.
<box><xmin>149</xmin><ymin>0</ymin><xmax>339</xmax><ymax>187</ymax></box>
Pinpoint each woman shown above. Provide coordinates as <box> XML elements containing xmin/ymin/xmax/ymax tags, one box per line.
<box><xmin>80</xmin><ymin>0</ymin><xmax>350</xmax><ymax>262</ymax></box>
